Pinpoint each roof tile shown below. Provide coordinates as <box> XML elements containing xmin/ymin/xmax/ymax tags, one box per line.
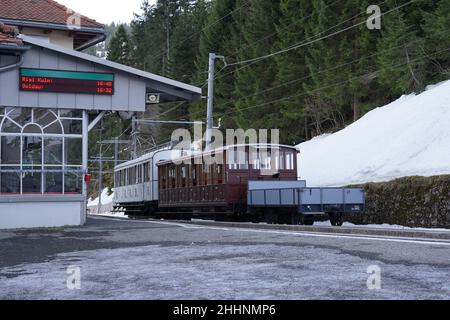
<box><xmin>0</xmin><ymin>0</ymin><xmax>104</xmax><ymax>29</ymax></box>
<box><xmin>0</xmin><ymin>24</ymin><xmax>23</xmax><ymax>45</ymax></box>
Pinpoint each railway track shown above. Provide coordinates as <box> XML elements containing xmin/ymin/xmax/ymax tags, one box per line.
<box><xmin>92</xmin><ymin>214</ymin><xmax>450</xmax><ymax>241</ymax></box>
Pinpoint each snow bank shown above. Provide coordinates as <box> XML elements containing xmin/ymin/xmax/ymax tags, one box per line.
<box><xmin>297</xmin><ymin>80</ymin><xmax>450</xmax><ymax>186</ymax></box>
<box><xmin>87</xmin><ymin>188</ymin><xmax>114</xmax><ymax>206</ymax></box>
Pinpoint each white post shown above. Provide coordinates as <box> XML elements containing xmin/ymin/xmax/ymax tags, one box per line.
<box><xmin>82</xmin><ymin>110</ymin><xmax>89</xmax><ymax>223</ymax></box>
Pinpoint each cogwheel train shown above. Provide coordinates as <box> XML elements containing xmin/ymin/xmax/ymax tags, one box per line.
<box><xmin>113</xmin><ymin>144</ymin><xmax>365</xmax><ymax>226</ymax></box>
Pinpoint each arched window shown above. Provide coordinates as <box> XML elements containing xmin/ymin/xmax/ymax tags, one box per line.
<box><xmin>0</xmin><ymin>107</ymin><xmax>83</xmax><ymax>195</ymax></box>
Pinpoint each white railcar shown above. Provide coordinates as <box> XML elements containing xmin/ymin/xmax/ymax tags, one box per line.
<box><xmin>113</xmin><ymin>148</ymin><xmax>185</xmax><ymax>214</ymax></box>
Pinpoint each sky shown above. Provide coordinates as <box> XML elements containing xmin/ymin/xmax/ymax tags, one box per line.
<box><xmin>57</xmin><ymin>0</ymin><xmax>154</xmax><ymax>24</ymax></box>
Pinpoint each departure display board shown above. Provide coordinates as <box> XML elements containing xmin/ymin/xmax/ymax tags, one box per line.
<box><xmin>19</xmin><ymin>68</ymin><xmax>114</xmax><ymax>95</ymax></box>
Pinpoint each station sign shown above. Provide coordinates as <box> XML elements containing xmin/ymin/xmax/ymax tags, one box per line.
<box><xmin>19</xmin><ymin>68</ymin><xmax>115</xmax><ymax>95</ymax></box>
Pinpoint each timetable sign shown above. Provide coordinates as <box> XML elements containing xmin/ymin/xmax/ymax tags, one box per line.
<box><xmin>19</xmin><ymin>68</ymin><xmax>114</xmax><ymax>95</ymax></box>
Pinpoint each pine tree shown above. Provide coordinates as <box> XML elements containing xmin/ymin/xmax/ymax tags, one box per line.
<box><xmin>274</xmin><ymin>0</ymin><xmax>313</xmax><ymax>144</ymax></box>
<box><xmin>340</xmin><ymin>0</ymin><xmax>381</xmax><ymax>122</ymax></box>
<box><xmin>107</xmin><ymin>24</ymin><xmax>131</xmax><ymax>65</ymax></box>
<box><xmin>302</xmin><ymin>0</ymin><xmax>350</xmax><ymax>136</ymax></box>
<box><xmin>376</xmin><ymin>0</ymin><xmax>426</xmax><ymax>97</ymax></box>
<box><xmin>423</xmin><ymin>0</ymin><xmax>450</xmax><ymax>79</ymax></box>
<box><xmin>190</xmin><ymin>0</ymin><xmax>237</xmax><ymax>128</ymax></box>
<box><xmin>159</xmin><ymin>1</ymin><xmax>208</xmax><ymax>142</ymax></box>
<box><xmin>231</xmin><ymin>0</ymin><xmax>282</xmax><ymax>135</ymax></box>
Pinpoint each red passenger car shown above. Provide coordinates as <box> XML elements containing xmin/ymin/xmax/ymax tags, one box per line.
<box><xmin>157</xmin><ymin>144</ymin><xmax>299</xmax><ymax>219</ymax></box>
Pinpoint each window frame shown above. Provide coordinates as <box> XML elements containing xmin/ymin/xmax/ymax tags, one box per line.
<box><xmin>0</xmin><ymin>107</ymin><xmax>83</xmax><ymax>195</ymax></box>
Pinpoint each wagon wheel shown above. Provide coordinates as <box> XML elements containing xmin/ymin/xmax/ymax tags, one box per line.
<box><xmin>329</xmin><ymin>212</ymin><xmax>337</xmax><ymax>226</ymax></box>
<box><xmin>304</xmin><ymin>217</ymin><xmax>315</xmax><ymax>226</ymax></box>
<box><xmin>299</xmin><ymin>214</ymin><xmax>305</xmax><ymax>225</ymax></box>
<box><xmin>336</xmin><ymin>213</ymin><xmax>344</xmax><ymax>227</ymax></box>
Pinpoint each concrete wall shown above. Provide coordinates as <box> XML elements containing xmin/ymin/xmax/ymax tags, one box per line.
<box><xmin>0</xmin><ymin>196</ymin><xmax>86</xmax><ymax>230</ymax></box>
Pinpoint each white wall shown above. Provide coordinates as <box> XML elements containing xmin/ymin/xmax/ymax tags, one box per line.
<box><xmin>21</xmin><ymin>28</ymin><xmax>74</xmax><ymax>49</ymax></box>
<box><xmin>0</xmin><ymin>200</ymin><xmax>85</xmax><ymax>230</ymax></box>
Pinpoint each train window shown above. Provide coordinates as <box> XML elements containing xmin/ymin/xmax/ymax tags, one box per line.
<box><xmin>135</xmin><ymin>166</ymin><xmax>138</xmax><ymax>184</ymax></box>
<box><xmin>260</xmin><ymin>151</ymin><xmax>272</xmax><ymax>170</ymax></box>
<box><xmin>144</xmin><ymin>162</ymin><xmax>150</xmax><ymax>182</ymax></box>
<box><xmin>279</xmin><ymin>153</ymin><xmax>285</xmax><ymax>170</ymax></box>
<box><xmin>129</xmin><ymin>167</ymin><xmax>133</xmax><ymax>185</ymax></box>
<box><xmin>181</xmin><ymin>166</ymin><xmax>187</xmax><ymax>187</ymax></box>
<box><xmin>285</xmin><ymin>152</ymin><xmax>294</xmax><ymax>170</ymax></box>
<box><xmin>168</xmin><ymin>166</ymin><xmax>176</xmax><ymax>189</ymax></box>
<box><xmin>227</xmin><ymin>150</ymin><xmax>248</xmax><ymax>170</ymax></box>
<box><xmin>192</xmin><ymin>165</ymin><xmax>197</xmax><ymax>186</ymax></box>
<box><xmin>131</xmin><ymin>167</ymin><xmax>135</xmax><ymax>185</ymax></box>
<box><xmin>253</xmin><ymin>152</ymin><xmax>261</xmax><ymax>170</ymax></box>
<box><xmin>227</xmin><ymin>151</ymin><xmax>237</xmax><ymax>170</ymax></box>
<box><xmin>216</xmin><ymin>164</ymin><xmax>224</xmax><ymax>184</ymax></box>
<box><xmin>239</xmin><ymin>151</ymin><xmax>249</xmax><ymax>170</ymax></box>
<box><xmin>136</xmin><ymin>166</ymin><xmax>139</xmax><ymax>184</ymax></box>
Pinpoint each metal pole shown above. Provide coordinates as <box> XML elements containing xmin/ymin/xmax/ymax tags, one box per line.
<box><xmin>82</xmin><ymin>111</ymin><xmax>88</xmax><ymax>196</ymax></box>
<box><xmin>97</xmin><ymin>120</ymin><xmax>103</xmax><ymax>214</ymax></box>
<box><xmin>114</xmin><ymin>137</ymin><xmax>119</xmax><ymax>168</ymax></box>
<box><xmin>206</xmin><ymin>53</ymin><xmax>216</xmax><ymax>150</ymax></box>
<box><xmin>131</xmin><ymin>117</ymin><xmax>137</xmax><ymax>160</ymax></box>
<box><xmin>97</xmin><ymin>144</ymin><xmax>103</xmax><ymax>214</ymax></box>
<box><xmin>82</xmin><ymin>110</ymin><xmax>89</xmax><ymax>225</ymax></box>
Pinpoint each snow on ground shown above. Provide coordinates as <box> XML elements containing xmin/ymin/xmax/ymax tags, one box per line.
<box><xmin>91</xmin><ymin>212</ymin><xmax>128</xmax><ymax>218</ymax></box>
<box><xmin>313</xmin><ymin>221</ymin><xmax>450</xmax><ymax>232</ymax></box>
<box><xmin>297</xmin><ymin>80</ymin><xmax>450</xmax><ymax>187</ymax></box>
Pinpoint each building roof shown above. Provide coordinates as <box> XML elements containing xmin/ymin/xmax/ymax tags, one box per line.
<box><xmin>21</xmin><ymin>35</ymin><xmax>203</xmax><ymax>101</ymax></box>
<box><xmin>0</xmin><ymin>0</ymin><xmax>103</xmax><ymax>29</ymax></box>
<box><xmin>0</xmin><ymin>0</ymin><xmax>105</xmax><ymax>50</ymax></box>
<box><xmin>0</xmin><ymin>24</ymin><xmax>24</xmax><ymax>48</ymax></box>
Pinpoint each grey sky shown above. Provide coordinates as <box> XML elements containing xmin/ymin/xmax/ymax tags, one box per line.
<box><xmin>57</xmin><ymin>0</ymin><xmax>155</xmax><ymax>24</ymax></box>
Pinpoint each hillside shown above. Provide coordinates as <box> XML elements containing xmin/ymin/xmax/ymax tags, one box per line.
<box><xmin>297</xmin><ymin>80</ymin><xmax>450</xmax><ymax>187</ymax></box>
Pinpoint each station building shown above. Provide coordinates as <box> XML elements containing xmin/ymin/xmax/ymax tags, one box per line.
<box><xmin>0</xmin><ymin>0</ymin><xmax>201</xmax><ymax>229</ymax></box>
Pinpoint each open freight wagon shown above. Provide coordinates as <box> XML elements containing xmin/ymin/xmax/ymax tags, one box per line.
<box><xmin>247</xmin><ymin>181</ymin><xmax>365</xmax><ymax>226</ymax></box>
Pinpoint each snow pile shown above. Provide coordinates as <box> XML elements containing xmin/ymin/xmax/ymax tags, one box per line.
<box><xmin>313</xmin><ymin>221</ymin><xmax>450</xmax><ymax>232</ymax></box>
<box><xmin>87</xmin><ymin>188</ymin><xmax>114</xmax><ymax>206</ymax></box>
<box><xmin>297</xmin><ymin>80</ymin><xmax>450</xmax><ymax>187</ymax></box>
